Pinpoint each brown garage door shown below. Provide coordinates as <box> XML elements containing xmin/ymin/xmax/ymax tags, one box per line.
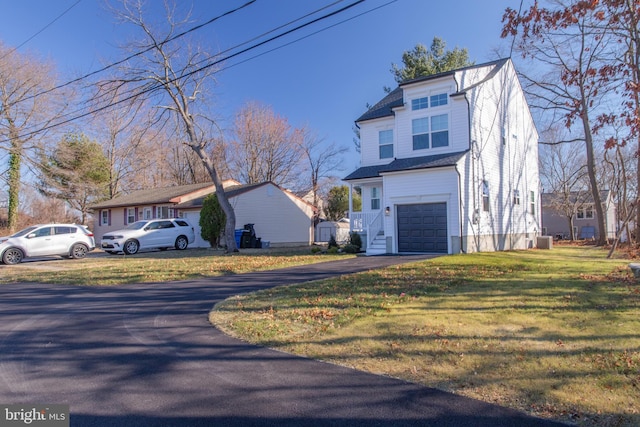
<box><xmin>397</xmin><ymin>203</ymin><xmax>448</xmax><ymax>253</ymax></box>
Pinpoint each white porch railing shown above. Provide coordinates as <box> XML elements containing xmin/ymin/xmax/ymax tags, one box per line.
<box><xmin>366</xmin><ymin>210</ymin><xmax>384</xmax><ymax>248</ymax></box>
<box><xmin>350</xmin><ymin>212</ymin><xmax>381</xmax><ymax>233</ymax></box>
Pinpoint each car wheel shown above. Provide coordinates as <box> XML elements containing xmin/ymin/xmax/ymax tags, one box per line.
<box><xmin>70</xmin><ymin>243</ymin><xmax>88</xmax><ymax>259</ymax></box>
<box><xmin>123</xmin><ymin>239</ymin><xmax>139</xmax><ymax>255</ymax></box>
<box><xmin>175</xmin><ymin>235</ymin><xmax>188</xmax><ymax>250</ymax></box>
<box><xmin>2</xmin><ymin>248</ymin><xmax>24</xmax><ymax>265</ymax></box>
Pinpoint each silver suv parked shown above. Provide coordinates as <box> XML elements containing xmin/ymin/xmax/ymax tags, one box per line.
<box><xmin>0</xmin><ymin>224</ymin><xmax>95</xmax><ymax>265</ymax></box>
<box><xmin>100</xmin><ymin>218</ymin><xmax>195</xmax><ymax>255</ymax></box>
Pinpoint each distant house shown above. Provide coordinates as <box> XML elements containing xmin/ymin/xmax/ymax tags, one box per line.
<box><xmin>541</xmin><ymin>191</ymin><xmax>616</xmax><ymax>240</ymax></box>
<box><xmin>89</xmin><ymin>181</ymin><xmax>314</xmax><ymax>248</ymax></box>
<box><xmin>344</xmin><ymin>58</ymin><xmax>540</xmax><ymax>255</ymax></box>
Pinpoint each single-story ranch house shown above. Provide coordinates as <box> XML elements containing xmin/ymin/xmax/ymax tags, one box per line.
<box><xmin>89</xmin><ymin>180</ymin><xmax>315</xmax><ymax>248</ymax></box>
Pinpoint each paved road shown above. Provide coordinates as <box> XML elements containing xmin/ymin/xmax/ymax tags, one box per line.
<box><xmin>0</xmin><ymin>255</ymin><xmax>567</xmax><ymax>426</ymax></box>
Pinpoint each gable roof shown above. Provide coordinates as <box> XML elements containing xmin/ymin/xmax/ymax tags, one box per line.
<box><xmin>89</xmin><ymin>180</ymin><xmax>255</xmax><ymax>210</ymax></box>
<box><xmin>89</xmin><ymin>182</ymin><xmax>216</xmax><ymax>210</ymax></box>
<box><xmin>356</xmin><ymin>58</ymin><xmax>510</xmax><ymax>124</ymax></box>
<box><xmin>344</xmin><ymin>150</ymin><xmax>468</xmax><ymax>181</ymax></box>
<box><xmin>541</xmin><ymin>190</ymin><xmax>611</xmax><ymax>207</ymax></box>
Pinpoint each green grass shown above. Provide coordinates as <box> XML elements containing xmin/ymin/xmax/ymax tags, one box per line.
<box><xmin>0</xmin><ymin>247</ymin><xmax>353</xmax><ymax>286</ymax></box>
<box><xmin>210</xmin><ymin>247</ymin><xmax>640</xmax><ymax>427</ymax></box>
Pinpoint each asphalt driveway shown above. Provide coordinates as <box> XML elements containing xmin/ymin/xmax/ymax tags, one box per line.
<box><xmin>0</xmin><ymin>255</ymin><xmax>568</xmax><ymax>426</ymax></box>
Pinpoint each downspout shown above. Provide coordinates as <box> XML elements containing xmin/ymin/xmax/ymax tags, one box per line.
<box><xmin>455</xmin><ymin>164</ymin><xmax>465</xmax><ymax>253</ymax></box>
<box><xmin>453</xmin><ymin>70</ymin><xmax>476</xmax><ymax>253</ymax></box>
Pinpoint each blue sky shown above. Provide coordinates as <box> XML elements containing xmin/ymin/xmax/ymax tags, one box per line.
<box><xmin>0</xmin><ymin>0</ymin><xmax>518</xmax><ymax>175</ymax></box>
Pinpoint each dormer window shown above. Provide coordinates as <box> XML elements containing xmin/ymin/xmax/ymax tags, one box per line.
<box><xmin>411</xmin><ymin>93</ymin><xmax>447</xmax><ymax>111</ymax></box>
<box><xmin>411</xmin><ymin>97</ymin><xmax>428</xmax><ymax>110</ymax></box>
<box><xmin>430</xmin><ymin>93</ymin><xmax>448</xmax><ymax>107</ymax></box>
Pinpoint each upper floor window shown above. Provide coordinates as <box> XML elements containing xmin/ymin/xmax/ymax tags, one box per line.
<box><xmin>431</xmin><ymin>114</ymin><xmax>449</xmax><ymax>148</ymax></box>
<box><xmin>430</xmin><ymin>93</ymin><xmax>448</xmax><ymax>107</ymax></box>
<box><xmin>412</xmin><ymin>114</ymin><xmax>449</xmax><ymax>150</ymax></box>
<box><xmin>379</xmin><ymin>130</ymin><xmax>393</xmax><ymax>159</ymax></box>
<box><xmin>577</xmin><ymin>205</ymin><xmax>594</xmax><ymax>219</ymax></box>
<box><xmin>412</xmin><ymin>118</ymin><xmax>430</xmax><ymax>150</ymax></box>
<box><xmin>411</xmin><ymin>97</ymin><xmax>428</xmax><ymax>110</ymax></box>
<box><xmin>411</xmin><ymin>93</ymin><xmax>447</xmax><ymax>110</ymax></box>
<box><xmin>513</xmin><ymin>189</ymin><xmax>521</xmax><ymax>205</ymax></box>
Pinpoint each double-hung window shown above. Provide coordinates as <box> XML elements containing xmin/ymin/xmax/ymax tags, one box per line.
<box><xmin>126</xmin><ymin>208</ymin><xmax>135</xmax><ymax>224</ymax></box>
<box><xmin>371</xmin><ymin>187</ymin><xmax>380</xmax><ymax>210</ymax></box>
<box><xmin>412</xmin><ymin>114</ymin><xmax>449</xmax><ymax>150</ymax></box>
<box><xmin>412</xmin><ymin>118</ymin><xmax>430</xmax><ymax>150</ymax></box>
<box><xmin>431</xmin><ymin>114</ymin><xmax>449</xmax><ymax>147</ymax></box>
<box><xmin>482</xmin><ymin>181</ymin><xmax>490</xmax><ymax>212</ymax></box>
<box><xmin>379</xmin><ymin>130</ymin><xmax>393</xmax><ymax>159</ymax></box>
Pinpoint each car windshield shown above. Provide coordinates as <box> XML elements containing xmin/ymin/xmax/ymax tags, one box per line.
<box><xmin>125</xmin><ymin>221</ymin><xmax>149</xmax><ymax>230</ymax></box>
<box><xmin>11</xmin><ymin>226</ymin><xmax>39</xmax><ymax>238</ymax></box>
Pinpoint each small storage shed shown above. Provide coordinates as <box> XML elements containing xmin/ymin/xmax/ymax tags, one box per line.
<box><xmin>315</xmin><ymin>220</ymin><xmax>350</xmax><ymax>244</ymax></box>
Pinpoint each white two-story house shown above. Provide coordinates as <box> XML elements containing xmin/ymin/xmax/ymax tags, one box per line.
<box><xmin>344</xmin><ymin>58</ymin><xmax>540</xmax><ymax>255</ymax></box>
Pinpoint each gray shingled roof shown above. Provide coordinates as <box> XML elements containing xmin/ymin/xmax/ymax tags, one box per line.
<box><xmin>174</xmin><ymin>182</ymin><xmax>270</xmax><ymax>208</ymax></box>
<box><xmin>356</xmin><ymin>58</ymin><xmax>510</xmax><ymax>124</ymax></box>
<box><xmin>344</xmin><ymin>150</ymin><xmax>468</xmax><ymax>181</ymax></box>
<box><xmin>89</xmin><ymin>182</ymin><xmax>216</xmax><ymax>209</ymax></box>
<box><xmin>356</xmin><ymin>87</ymin><xmax>404</xmax><ymax>122</ymax></box>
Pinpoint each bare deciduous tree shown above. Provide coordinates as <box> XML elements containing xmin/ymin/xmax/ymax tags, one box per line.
<box><xmin>229</xmin><ymin>101</ymin><xmax>302</xmax><ymax>187</ymax></box>
<box><xmin>102</xmin><ymin>0</ymin><xmax>238</xmax><ymax>250</ymax></box>
<box><xmin>0</xmin><ymin>42</ymin><xmax>70</xmax><ymax>232</ymax></box>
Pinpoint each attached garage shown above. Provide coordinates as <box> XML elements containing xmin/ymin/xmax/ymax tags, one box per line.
<box><xmin>397</xmin><ymin>203</ymin><xmax>448</xmax><ymax>253</ymax></box>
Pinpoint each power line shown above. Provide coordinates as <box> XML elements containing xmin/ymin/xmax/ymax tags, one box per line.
<box><xmin>16</xmin><ymin>0</ymin><xmax>258</xmax><ymax>104</ymax></box>
<box><xmin>0</xmin><ymin>0</ymin><xmax>83</xmax><ymax>61</ymax></box>
<box><xmin>5</xmin><ymin>0</ymin><xmax>386</xmax><ymax>141</ymax></box>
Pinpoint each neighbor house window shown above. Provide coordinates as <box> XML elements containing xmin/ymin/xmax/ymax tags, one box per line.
<box><xmin>156</xmin><ymin>206</ymin><xmax>174</xmax><ymax>219</ymax></box>
<box><xmin>513</xmin><ymin>189</ymin><xmax>520</xmax><ymax>205</ymax></box>
<box><xmin>530</xmin><ymin>191</ymin><xmax>536</xmax><ymax>215</ymax></box>
<box><xmin>371</xmin><ymin>187</ymin><xmax>380</xmax><ymax>210</ymax></box>
<box><xmin>126</xmin><ymin>208</ymin><xmax>135</xmax><ymax>224</ymax></box>
<box><xmin>379</xmin><ymin>130</ymin><xmax>393</xmax><ymax>159</ymax></box>
<box><xmin>411</xmin><ymin>96</ymin><xmax>428</xmax><ymax>110</ymax></box>
<box><xmin>430</xmin><ymin>93</ymin><xmax>448</xmax><ymax>107</ymax></box>
<box><xmin>143</xmin><ymin>207</ymin><xmax>152</xmax><ymax>220</ymax></box>
<box><xmin>101</xmin><ymin>210</ymin><xmax>109</xmax><ymax>226</ymax></box>
<box><xmin>482</xmin><ymin>181</ymin><xmax>490</xmax><ymax>212</ymax></box>
<box><xmin>585</xmin><ymin>205</ymin><xmax>594</xmax><ymax>218</ymax></box>
<box><xmin>412</xmin><ymin>118</ymin><xmax>430</xmax><ymax>150</ymax></box>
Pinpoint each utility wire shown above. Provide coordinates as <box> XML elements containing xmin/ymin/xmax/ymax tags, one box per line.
<box><xmin>0</xmin><ymin>0</ymin><xmax>83</xmax><ymax>61</ymax></box>
<box><xmin>17</xmin><ymin>0</ymin><xmax>258</xmax><ymax>104</ymax></box>
<box><xmin>7</xmin><ymin>0</ymin><xmax>373</xmax><ymax>141</ymax></box>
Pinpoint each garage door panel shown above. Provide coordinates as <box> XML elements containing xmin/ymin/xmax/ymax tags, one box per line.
<box><xmin>397</xmin><ymin>203</ymin><xmax>447</xmax><ymax>253</ymax></box>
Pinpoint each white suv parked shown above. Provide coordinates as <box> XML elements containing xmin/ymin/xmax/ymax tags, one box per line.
<box><xmin>0</xmin><ymin>224</ymin><xmax>95</xmax><ymax>265</ymax></box>
<box><xmin>100</xmin><ymin>219</ymin><xmax>195</xmax><ymax>255</ymax></box>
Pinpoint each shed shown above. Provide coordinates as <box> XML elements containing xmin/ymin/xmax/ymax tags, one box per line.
<box><xmin>315</xmin><ymin>220</ymin><xmax>350</xmax><ymax>244</ymax></box>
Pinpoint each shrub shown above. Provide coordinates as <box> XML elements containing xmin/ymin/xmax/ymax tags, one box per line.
<box><xmin>349</xmin><ymin>231</ymin><xmax>362</xmax><ymax>250</ymax></box>
<box><xmin>343</xmin><ymin>244</ymin><xmax>360</xmax><ymax>254</ymax></box>
<box><xmin>311</xmin><ymin>246</ymin><xmax>322</xmax><ymax>254</ymax></box>
<box><xmin>327</xmin><ymin>246</ymin><xmax>339</xmax><ymax>254</ymax></box>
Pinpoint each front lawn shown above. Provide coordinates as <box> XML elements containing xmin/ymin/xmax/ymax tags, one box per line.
<box><xmin>0</xmin><ymin>247</ymin><xmax>353</xmax><ymax>286</ymax></box>
<box><xmin>210</xmin><ymin>247</ymin><xmax>640</xmax><ymax>427</ymax></box>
